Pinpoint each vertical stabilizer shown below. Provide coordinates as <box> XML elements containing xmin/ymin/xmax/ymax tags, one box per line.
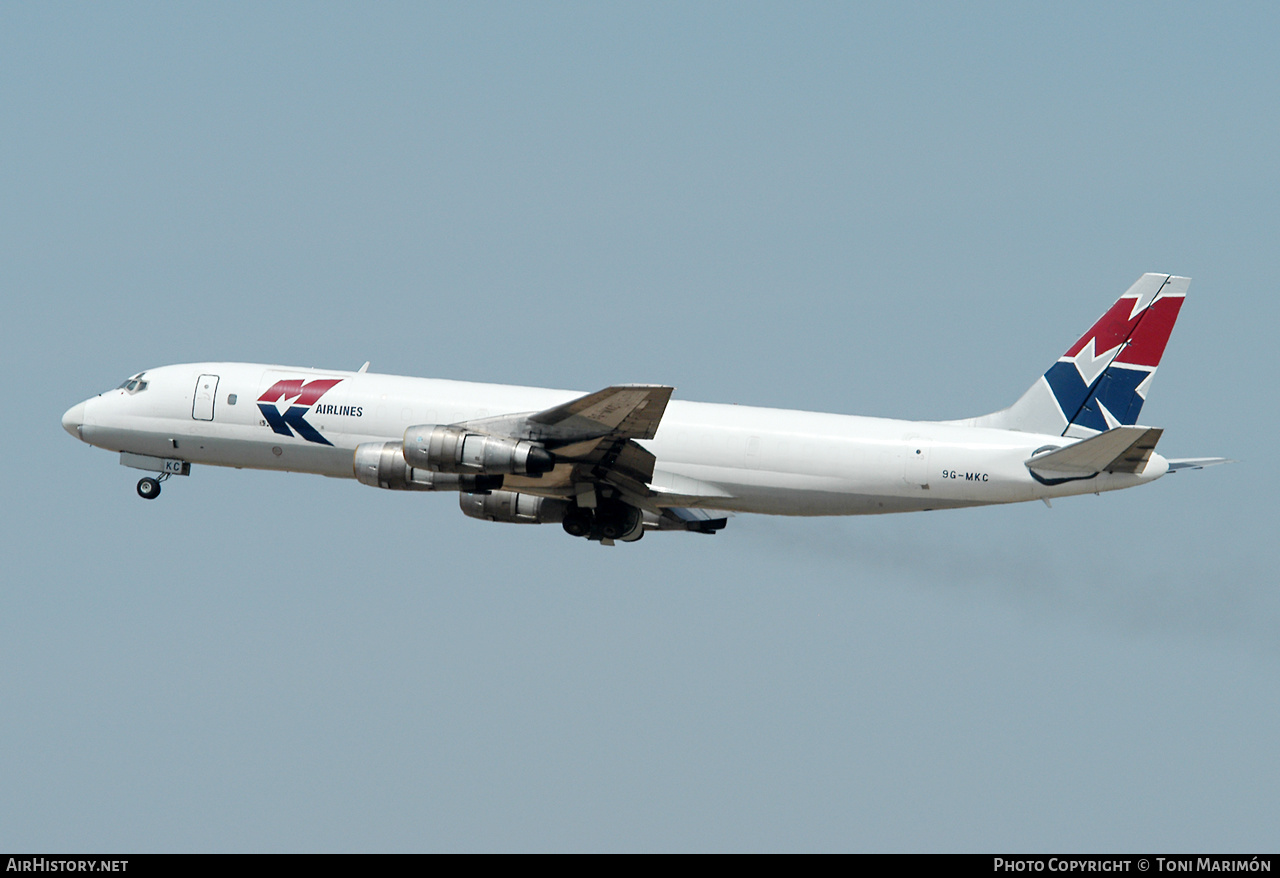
<box><xmin>962</xmin><ymin>274</ymin><xmax>1189</xmax><ymax>436</ymax></box>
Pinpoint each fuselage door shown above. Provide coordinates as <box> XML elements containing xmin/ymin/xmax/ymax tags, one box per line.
<box><xmin>902</xmin><ymin>436</ymin><xmax>932</xmax><ymax>489</ymax></box>
<box><xmin>193</xmin><ymin>374</ymin><xmax>220</xmax><ymax>421</ymax></box>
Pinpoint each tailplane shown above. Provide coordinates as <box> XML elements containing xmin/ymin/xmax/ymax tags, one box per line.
<box><xmin>964</xmin><ymin>273</ymin><xmax>1189</xmax><ymax>437</ymax></box>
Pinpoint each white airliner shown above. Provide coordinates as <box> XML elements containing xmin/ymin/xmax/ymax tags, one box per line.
<box><xmin>63</xmin><ymin>274</ymin><xmax>1226</xmax><ymax>543</ymax></box>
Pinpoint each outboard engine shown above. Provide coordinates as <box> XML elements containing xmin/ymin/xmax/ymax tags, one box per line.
<box><xmin>459</xmin><ymin>490</ymin><xmax>572</xmax><ymax>525</ymax></box>
<box><xmin>404</xmin><ymin>425</ymin><xmax>555</xmax><ymax>475</ymax></box>
<box><xmin>354</xmin><ymin>442</ymin><xmax>502</xmax><ymax>492</ymax></box>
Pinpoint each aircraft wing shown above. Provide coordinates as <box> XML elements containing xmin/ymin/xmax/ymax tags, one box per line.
<box><xmin>461</xmin><ymin>383</ymin><xmax>741</xmax><ymax>535</ymax></box>
<box><xmin>465</xmin><ymin>384</ymin><xmax>682</xmax><ymax>498</ymax></box>
<box><xmin>467</xmin><ymin>384</ymin><xmax>672</xmax><ymax>446</ymax></box>
<box><xmin>526</xmin><ymin>384</ymin><xmax>673</xmax><ymax>443</ymax></box>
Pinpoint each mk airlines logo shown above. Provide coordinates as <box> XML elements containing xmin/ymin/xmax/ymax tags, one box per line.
<box><xmin>1044</xmin><ymin>289</ymin><xmax>1185</xmax><ymax>433</ymax></box>
<box><xmin>257</xmin><ymin>378</ymin><xmax>351</xmax><ymax>446</ymax></box>
<box><xmin>1062</xmin><ymin>287</ymin><xmax>1183</xmax><ymax>369</ymax></box>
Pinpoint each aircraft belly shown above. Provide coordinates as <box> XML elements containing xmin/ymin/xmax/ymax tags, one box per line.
<box><xmin>654</xmin><ymin>443</ymin><xmax>1067</xmax><ymax>515</ymax></box>
<box><xmin>193</xmin><ymin>436</ymin><xmax>353</xmax><ymax>476</ymax></box>
<box><xmin>85</xmin><ymin>421</ymin><xmax>355</xmax><ymax>477</ymax></box>
<box><xmin>700</xmin><ymin>482</ymin><xmax>980</xmax><ymax>516</ymax></box>
<box><xmin>655</xmin><ymin>462</ymin><xmax>962</xmax><ymax>516</ymax></box>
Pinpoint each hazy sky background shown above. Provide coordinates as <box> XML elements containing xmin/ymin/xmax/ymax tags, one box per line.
<box><xmin>2</xmin><ymin>3</ymin><xmax>1276</xmax><ymax>851</ymax></box>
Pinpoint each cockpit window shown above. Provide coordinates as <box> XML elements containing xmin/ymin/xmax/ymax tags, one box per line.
<box><xmin>116</xmin><ymin>373</ymin><xmax>149</xmax><ymax>394</ymax></box>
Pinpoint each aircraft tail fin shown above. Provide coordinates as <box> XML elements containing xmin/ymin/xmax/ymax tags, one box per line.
<box><xmin>964</xmin><ymin>273</ymin><xmax>1189</xmax><ymax>437</ymax></box>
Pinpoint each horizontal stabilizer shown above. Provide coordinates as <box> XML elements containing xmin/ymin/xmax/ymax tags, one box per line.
<box><xmin>1026</xmin><ymin>426</ymin><xmax>1163</xmax><ymax>475</ymax></box>
<box><xmin>1167</xmin><ymin>457</ymin><xmax>1235</xmax><ymax>472</ymax></box>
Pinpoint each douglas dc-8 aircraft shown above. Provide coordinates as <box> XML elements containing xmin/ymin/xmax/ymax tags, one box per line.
<box><xmin>63</xmin><ymin>274</ymin><xmax>1226</xmax><ymax>544</ymax></box>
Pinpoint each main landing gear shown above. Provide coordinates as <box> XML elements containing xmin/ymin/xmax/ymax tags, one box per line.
<box><xmin>561</xmin><ymin>497</ymin><xmax>644</xmax><ymax>543</ymax></box>
<box><xmin>136</xmin><ymin>473</ymin><xmax>168</xmax><ymax>500</ymax></box>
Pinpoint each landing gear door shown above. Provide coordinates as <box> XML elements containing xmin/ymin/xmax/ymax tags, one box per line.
<box><xmin>193</xmin><ymin>374</ymin><xmax>219</xmax><ymax>421</ymax></box>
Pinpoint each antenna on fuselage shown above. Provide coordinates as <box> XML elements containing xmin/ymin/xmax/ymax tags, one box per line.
<box><xmin>357</xmin><ymin>361</ymin><xmax>370</xmax><ymax>373</ymax></box>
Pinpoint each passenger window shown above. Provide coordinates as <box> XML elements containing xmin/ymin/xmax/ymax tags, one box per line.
<box><xmin>227</xmin><ymin>394</ymin><xmax>238</xmax><ymax>405</ymax></box>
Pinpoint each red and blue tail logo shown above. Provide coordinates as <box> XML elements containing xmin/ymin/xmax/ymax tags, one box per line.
<box><xmin>1044</xmin><ymin>274</ymin><xmax>1188</xmax><ymax>436</ymax></box>
<box><xmin>257</xmin><ymin>378</ymin><xmax>343</xmax><ymax>446</ymax></box>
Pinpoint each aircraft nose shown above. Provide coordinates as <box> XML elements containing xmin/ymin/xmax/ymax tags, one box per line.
<box><xmin>62</xmin><ymin>401</ymin><xmax>87</xmax><ymax>439</ymax></box>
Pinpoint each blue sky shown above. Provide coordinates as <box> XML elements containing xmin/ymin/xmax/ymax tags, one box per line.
<box><xmin>2</xmin><ymin>3</ymin><xmax>1276</xmax><ymax>851</ymax></box>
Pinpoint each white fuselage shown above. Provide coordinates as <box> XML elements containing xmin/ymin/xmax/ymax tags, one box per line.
<box><xmin>63</xmin><ymin>362</ymin><xmax>1167</xmax><ymax>515</ymax></box>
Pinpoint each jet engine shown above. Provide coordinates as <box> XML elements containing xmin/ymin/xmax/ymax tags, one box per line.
<box><xmin>403</xmin><ymin>425</ymin><xmax>555</xmax><ymax>475</ymax></box>
<box><xmin>459</xmin><ymin>490</ymin><xmax>572</xmax><ymax>525</ymax></box>
<box><xmin>354</xmin><ymin>442</ymin><xmax>502</xmax><ymax>492</ymax></box>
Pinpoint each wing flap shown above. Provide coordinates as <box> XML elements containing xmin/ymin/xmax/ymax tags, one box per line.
<box><xmin>647</xmin><ymin>470</ymin><xmax>734</xmax><ymax>502</ymax></box>
<box><xmin>661</xmin><ymin>507</ymin><xmax>730</xmax><ymax>534</ymax></box>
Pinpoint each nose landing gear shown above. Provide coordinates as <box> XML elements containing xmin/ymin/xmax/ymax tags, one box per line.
<box><xmin>136</xmin><ymin>472</ymin><xmax>172</xmax><ymax>500</ymax></box>
<box><xmin>121</xmin><ymin>453</ymin><xmax>189</xmax><ymax>499</ymax></box>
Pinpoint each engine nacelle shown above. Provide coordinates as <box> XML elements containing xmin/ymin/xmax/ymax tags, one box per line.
<box><xmin>403</xmin><ymin>425</ymin><xmax>555</xmax><ymax>476</ymax></box>
<box><xmin>459</xmin><ymin>490</ymin><xmax>571</xmax><ymax>525</ymax></box>
<box><xmin>353</xmin><ymin>442</ymin><xmax>503</xmax><ymax>492</ymax></box>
